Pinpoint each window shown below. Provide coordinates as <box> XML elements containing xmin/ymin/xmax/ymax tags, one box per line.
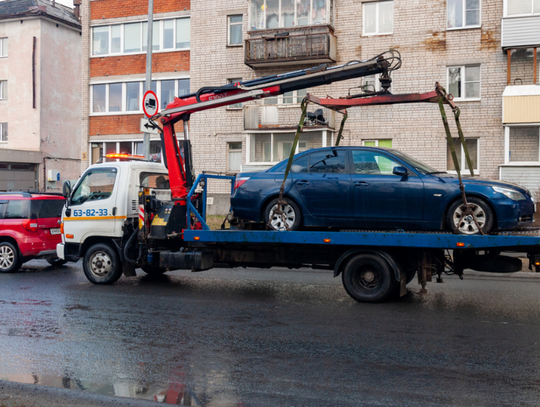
<box><xmin>0</xmin><ymin>123</ymin><xmax>7</xmax><ymax>142</ymax></box>
<box><xmin>227</xmin><ymin>78</ymin><xmax>243</xmax><ymax>109</ymax></box>
<box><xmin>508</xmin><ymin>126</ymin><xmax>540</xmax><ymax>162</ymax></box>
<box><xmin>361</xmin><ymin>73</ymin><xmax>392</xmax><ymax>93</ymax></box>
<box><xmin>0</xmin><ymin>38</ymin><xmax>7</xmax><ymax>57</ymax></box>
<box><xmin>447</xmin><ymin>65</ymin><xmax>480</xmax><ymax>100</ymax></box>
<box><xmin>447</xmin><ymin>0</ymin><xmax>480</xmax><ymax>29</ymax></box>
<box><xmin>228</xmin><ymin>142</ymin><xmax>243</xmax><ymax>171</ymax></box>
<box><xmin>91</xmin><ymin>141</ymin><xmax>162</xmax><ymax>164</ymax></box>
<box><xmin>5</xmin><ymin>201</ymin><xmax>29</xmax><ymax>219</ymax></box>
<box><xmin>249</xmin><ymin>132</ymin><xmax>322</xmax><ymax>163</ymax></box>
<box><xmin>363</xmin><ymin>140</ymin><xmax>393</xmax><ymax>148</ymax></box>
<box><xmin>141</xmin><ymin>172</ymin><xmax>170</xmax><ymax>188</ymax></box>
<box><xmin>352</xmin><ymin>150</ymin><xmax>399</xmax><ymax>175</ymax></box>
<box><xmin>309</xmin><ymin>150</ymin><xmax>346</xmax><ymax>173</ymax></box>
<box><xmin>0</xmin><ymin>81</ymin><xmax>6</xmax><ymax>100</ymax></box>
<box><xmin>228</xmin><ymin>15</ymin><xmax>243</xmax><ymax>45</ymax></box>
<box><xmin>249</xmin><ymin>0</ymin><xmax>334</xmax><ymax>30</ymax></box>
<box><xmin>71</xmin><ymin>168</ymin><xmax>117</xmax><ymax>205</ymax></box>
<box><xmin>91</xmin><ymin>79</ymin><xmax>190</xmax><ymax>114</ymax></box>
<box><xmin>363</xmin><ymin>1</ymin><xmax>393</xmax><ymax>35</ymax></box>
<box><xmin>447</xmin><ymin>138</ymin><xmax>479</xmax><ymax>172</ymax></box>
<box><xmin>91</xmin><ymin>18</ymin><xmax>190</xmax><ymax>56</ymax></box>
<box><xmin>505</xmin><ymin>0</ymin><xmax>540</xmax><ymax>16</ymax></box>
<box><xmin>264</xmin><ymin>89</ymin><xmax>307</xmax><ymax>105</ymax></box>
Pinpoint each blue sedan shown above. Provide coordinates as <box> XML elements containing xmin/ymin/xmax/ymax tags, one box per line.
<box><xmin>230</xmin><ymin>147</ymin><xmax>535</xmax><ymax>234</ymax></box>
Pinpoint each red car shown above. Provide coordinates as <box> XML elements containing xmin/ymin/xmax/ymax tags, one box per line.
<box><xmin>0</xmin><ymin>192</ymin><xmax>65</xmax><ymax>273</ymax></box>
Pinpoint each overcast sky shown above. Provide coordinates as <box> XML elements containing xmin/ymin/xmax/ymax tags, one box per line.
<box><xmin>54</xmin><ymin>0</ymin><xmax>74</xmax><ymax>8</ymax></box>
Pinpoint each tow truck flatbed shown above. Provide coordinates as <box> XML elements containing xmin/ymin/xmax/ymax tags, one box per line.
<box><xmin>183</xmin><ymin>229</ymin><xmax>540</xmax><ymax>250</ymax></box>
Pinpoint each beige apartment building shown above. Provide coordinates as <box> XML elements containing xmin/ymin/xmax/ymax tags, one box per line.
<box><xmin>0</xmin><ymin>0</ymin><xmax>81</xmax><ymax>192</ymax></box>
<box><xmin>82</xmin><ymin>1</ymin><xmax>539</xmax><ymax>212</ymax></box>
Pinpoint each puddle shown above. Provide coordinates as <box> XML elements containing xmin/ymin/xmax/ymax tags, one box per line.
<box><xmin>1</xmin><ymin>373</ymin><xmax>244</xmax><ymax>406</ymax></box>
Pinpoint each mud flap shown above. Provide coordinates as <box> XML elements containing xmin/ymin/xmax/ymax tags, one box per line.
<box><xmin>122</xmin><ymin>261</ymin><xmax>136</xmax><ymax>277</ymax></box>
<box><xmin>400</xmin><ymin>276</ymin><xmax>407</xmax><ymax>297</ymax></box>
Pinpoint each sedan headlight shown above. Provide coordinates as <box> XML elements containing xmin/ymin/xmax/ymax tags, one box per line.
<box><xmin>493</xmin><ymin>186</ymin><xmax>526</xmax><ymax>201</ymax></box>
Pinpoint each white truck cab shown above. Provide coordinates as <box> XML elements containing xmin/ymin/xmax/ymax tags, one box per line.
<box><xmin>57</xmin><ymin>160</ymin><xmax>170</xmax><ymax>281</ymax></box>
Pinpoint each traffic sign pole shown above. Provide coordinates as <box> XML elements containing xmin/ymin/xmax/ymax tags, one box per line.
<box><xmin>144</xmin><ymin>0</ymin><xmax>154</xmax><ymax>160</ymax></box>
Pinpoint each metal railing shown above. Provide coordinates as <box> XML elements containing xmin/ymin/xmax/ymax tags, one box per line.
<box><xmin>245</xmin><ymin>32</ymin><xmax>336</xmax><ymax>67</ymax></box>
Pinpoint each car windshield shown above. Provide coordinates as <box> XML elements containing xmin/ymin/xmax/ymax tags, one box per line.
<box><xmin>388</xmin><ymin>149</ymin><xmax>442</xmax><ymax>175</ymax></box>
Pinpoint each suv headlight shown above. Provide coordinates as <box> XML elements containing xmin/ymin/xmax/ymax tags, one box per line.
<box><xmin>493</xmin><ymin>186</ymin><xmax>526</xmax><ymax>201</ymax></box>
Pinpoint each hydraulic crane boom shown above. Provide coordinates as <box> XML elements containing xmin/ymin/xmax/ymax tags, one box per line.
<box><xmin>151</xmin><ymin>50</ymin><xmax>401</xmax><ymax>203</ymax></box>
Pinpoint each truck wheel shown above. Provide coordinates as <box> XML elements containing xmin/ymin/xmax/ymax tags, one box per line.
<box><xmin>446</xmin><ymin>197</ymin><xmax>493</xmax><ymax>235</ymax></box>
<box><xmin>83</xmin><ymin>243</ymin><xmax>122</xmax><ymax>284</ymax></box>
<box><xmin>264</xmin><ymin>198</ymin><xmax>302</xmax><ymax>231</ymax></box>
<box><xmin>0</xmin><ymin>242</ymin><xmax>21</xmax><ymax>273</ymax></box>
<box><xmin>141</xmin><ymin>265</ymin><xmax>167</xmax><ymax>276</ymax></box>
<box><xmin>342</xmin><ymin>254</ymin><xmax>395</xmax><ymax>303</ymax></box>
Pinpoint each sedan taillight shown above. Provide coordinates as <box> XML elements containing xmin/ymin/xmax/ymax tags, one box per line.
<box><xmin>234</xmin><ymin>177</ymin><xmax>250</xmax><ymax>190</ymax></box>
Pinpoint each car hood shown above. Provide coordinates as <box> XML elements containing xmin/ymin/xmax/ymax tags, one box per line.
<box><xmin>429</xmin><ymin>173</ymin><xmax>531</xmax><ymax>195</ymax></box>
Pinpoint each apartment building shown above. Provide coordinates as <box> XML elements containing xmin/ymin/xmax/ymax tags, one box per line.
<box><xmin>0</xmin><ymin>0</ymin><xmax>81</xmax><ymax>191</ymax></box>
<box><xmin>81</xmin><ymin>1</ymin><xmax>539</xmax><ymax>211</ymax></box>
<box><xmin>81</xmin><ymin>0</ymin><xmax>190</xmax><ymax>167</ymax></box>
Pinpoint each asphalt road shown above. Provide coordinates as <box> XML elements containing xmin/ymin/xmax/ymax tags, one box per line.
<box><xmin>0</xmin><ymin>260</ymin><xmax>540</xmax><ymax>406</ymax></box>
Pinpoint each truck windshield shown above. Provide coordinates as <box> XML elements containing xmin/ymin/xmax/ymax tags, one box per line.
<box><xmin>71</xmin><ymin>168</ymin><xmax>117</xmax><ymax>205</ymax></box>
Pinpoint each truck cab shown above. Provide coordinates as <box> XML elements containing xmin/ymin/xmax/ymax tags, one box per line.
<box><xmin>57</xmin><ymin>160</ymin><xmax>169</xmax><ymax>277</ymax></box>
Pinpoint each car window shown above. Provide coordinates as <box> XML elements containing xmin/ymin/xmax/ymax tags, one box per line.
<box><xmin>291</xmin><ymin>155</ymin><xmax>309</xmax><ymax>173</ymax></box>
<box><xmin>309</xmin><ymin>150</ymin><xmax>346</xmax><ymax>174</ymax></box>
<box><xmin>71</xmin><ymin>168</ymin><xmax>117</xmax><ymax>206</ymax></box>
<box><xmin>5</xmin><ymin>200</ymin><xmax>29</xmax><ymax>219</ymax></box>
<box><xmin>0</xmin><ymin>201</ymin><xmax>6</xmax><ymax>219</ymax></box>
<box><xmin>352</xmin><ymin>150</ymin><xmax>401</xmax><ymax>175</ymax></box>
<box><xmin>140</xmin><ymin>172</ymin><xmax>169</xmax><ymax>188</ymax></box>
<box><xmin>31</xmin><ymin>199</ymin><xmax>65</xmax><ymax>219</ymax></box>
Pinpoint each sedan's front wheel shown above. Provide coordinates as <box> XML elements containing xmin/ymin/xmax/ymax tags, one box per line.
<box><xmin>446</xmin><ymin>197</ymin><xmax>494</xmax><ymax>235</ymax></box>
<box><xmin>264</xmin><ymin>198</ymin><xmax>302</xmax><ymax>231</ymax></box>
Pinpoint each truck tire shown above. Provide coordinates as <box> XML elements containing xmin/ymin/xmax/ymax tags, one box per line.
<box><xmin>83</xmin><ymin>243</ymin><xmax>122</xmax><ymax>284</ymax></box>
<box><xmin>0</xmin><ymin>242</ymin><xmax>21</xmax><ymax>273</ymax></box>
<box><xmin>342</xmin><ymin>253</ymin><xmax>396</xmax><ymax>303</ymax></box>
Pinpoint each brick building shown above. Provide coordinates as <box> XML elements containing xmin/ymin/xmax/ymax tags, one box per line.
<box><xmin>82</xmin><ymin>0</ymin><xmax>540</xmax><ymax>212</ymax></box>
<box><xmin>81</xmin><ymin>0</ymin><xmax>190</xmax><ymax>168</ymax></box>
<box><xmin>0</xmin><ymin>0</ymin><xmax>81</xmax><ymax>192</ymax></box>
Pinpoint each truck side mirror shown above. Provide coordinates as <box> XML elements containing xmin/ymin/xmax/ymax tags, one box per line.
<box><xmin>393</xmin><ymin>166</ymin><xmax>408</xmax><ymax>177</ymax></box>
<box><xmin>62</xmin><ymin>180</ymin><xmax>72</xmax><ymax>198</ymax></box>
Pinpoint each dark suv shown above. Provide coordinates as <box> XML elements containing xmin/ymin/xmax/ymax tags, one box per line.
<box><xmin>0</xmin><ymin>192</ymin><xmax>65</xmax><ymax>273</ymax></box>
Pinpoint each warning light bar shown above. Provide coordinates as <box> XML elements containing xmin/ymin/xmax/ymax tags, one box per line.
<box><xmin>105</xmin><ymin>153</ymin><xmax>146</xmax><ymax>160</ymax></box>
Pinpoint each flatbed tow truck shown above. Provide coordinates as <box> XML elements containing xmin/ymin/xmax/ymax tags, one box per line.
<box><xmin>58</xmin><ymin>50</ymin><xmax>540</xmax><ymax>302</ymax></box>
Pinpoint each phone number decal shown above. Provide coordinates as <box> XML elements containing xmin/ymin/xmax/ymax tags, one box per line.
<box><xmin>73</xmin><ymin>209</ymin><xmax>108</xmax><ymax>217</ymax></box>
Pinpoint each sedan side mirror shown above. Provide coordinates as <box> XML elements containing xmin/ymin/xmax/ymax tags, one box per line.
<box><xmin>62</xmin><ymin>180</ymin><xmax>72</xmax><ymax>198</ymax></box>
<box><xmin>393</xmin><ymin>166</ymin><xmax>408</xmax><ymax>177</ymax></box>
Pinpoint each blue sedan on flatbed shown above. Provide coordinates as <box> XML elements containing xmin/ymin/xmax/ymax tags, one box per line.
<box><xmin>230</xmin><ymin>147</ymin><xmax>535</xmax><ymax>234</ymax></box>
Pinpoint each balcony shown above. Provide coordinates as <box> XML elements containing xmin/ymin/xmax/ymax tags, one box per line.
<box><xmin>245</xmin><ymin>26</ymin><xmax>337</xmax><ymax>68</ymax></box>
<box><xmin>244</xmin><ymin>103</ymin><xmax>335</xmax><ymax>130</ymax></box>
<box><xmin>502</xmin><ymin>15</ymin><xmax>540</xmax><ymax>49</ymax></box>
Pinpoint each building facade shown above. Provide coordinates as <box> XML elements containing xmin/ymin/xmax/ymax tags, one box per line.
<box><xmin>0</xmin><ymin>0</ymin><xmax>81</xmax><ymax>192</ymax></box>
<box><xmin>81</xmin><ymin>0</ymin><xmax>190</xmax><ymax>172</ymax></box>
<box><xmin>81</xmin><ymin>0</ymin><xmax>540</xmax><ymax>212</ymax></box>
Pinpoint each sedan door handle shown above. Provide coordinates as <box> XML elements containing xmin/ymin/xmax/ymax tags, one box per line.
<box><xmin>354</xmin><ymin>181</ymin><xmax>369</xmax><ymax>186</ymax></box>
<box><xmin>296</xmin><ymin>180</ymin><xmax>310</xmax><ymax>186</ymax></box>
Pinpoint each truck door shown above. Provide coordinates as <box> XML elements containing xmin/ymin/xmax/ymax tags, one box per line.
<box><xmin>350</xmin><ymin>149</ymin><xmax>424</xmax><ymax>228</ymax></box>
<box><xmin>64</xmin><ymin>167</ymin><xmax>121</xmax><ymax>242</ymax></box>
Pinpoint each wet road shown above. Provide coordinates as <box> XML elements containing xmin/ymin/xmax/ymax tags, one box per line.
<box><xmin>0</xmin><ymin>261</ymin><xmax>540</xmax><ymax>406</ymax></box>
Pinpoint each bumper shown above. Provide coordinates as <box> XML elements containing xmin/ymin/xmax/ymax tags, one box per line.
<box><xmin>494</xmin><ymin>198</ymin><xmax>535</xmax><ymax>230</ymax></box>
<box><xmin>56</xmin><ymin>243</ymin><xmax>65</xmax><ymax>260</ymax></box>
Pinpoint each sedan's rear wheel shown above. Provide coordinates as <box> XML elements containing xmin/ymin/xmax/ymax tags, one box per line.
<box><xmin>446</xmin><ymin>197</ymin><xmax>493</xmax><ymax>235</ymax></box>
<box><xmin>264</xmin><ymin>198</ymin><xmax>302</xmax><ymax>231</ymax></box>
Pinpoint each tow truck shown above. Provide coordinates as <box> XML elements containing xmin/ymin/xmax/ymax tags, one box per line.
<box><xmin>57</xmin><ymin>50</ymin><xmax>540</xmax><ymax>302</ymax></box>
